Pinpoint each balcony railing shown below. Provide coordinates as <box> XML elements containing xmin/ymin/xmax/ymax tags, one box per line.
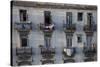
<box><xmin>84</xmin><ymin>57</ymin><xmax>95</xmax><ymax>62</ymax></box>
<box><xmin>16</xmin><ymin>47</ymin><xmax>32</xmax><ymax>55</ymax></box>
<box><xmin>16</xmin><ymin>47</ymin><xmax>33</xmax><ymax>65</ymax></box>
<box><xmin>39</xmin><ymin>45</ymin><xmax>55</xmax><ymax>59</ymax></box>
<box><xmin>41</xmin><ymin>59</ymin><xmax>54</xmax><ymax>64</ymax></box>
<box><xmin>83</xmin><ymin>43</ymin><xmax>97</xmax><ymax>57</ymax></box>
<box><xmin>84</xmin><ymin>24</ymin><xmax>97</xmax><ymax>33</ymax></box>
<box><xmin>41</xmin><ymin>47</ymin><xmax>55</xmax><ymax>54</ymax></box>
<box><xmin>14</xmin><ymin>22</ymin><xmax>32</xmax><ymax>32</ymax></box>
<box><xmin>63</xmin><ymin>59</ymin><xmax>75</xmax><ymax>63</ymax></box>
<box><xmin>63</xmin><ymin>24</ymin><xmax>76</xmax><ymax>33</ymax></box>
<box><xmin>40</xmin><ymin>23</ymin><xmax>54</xmax><ymax>32</ymax></box>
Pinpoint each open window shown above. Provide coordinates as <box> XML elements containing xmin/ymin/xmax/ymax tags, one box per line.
<box><xmin>77</xmin><ymin>34</ymin><xmax>82</xmax><ymax>43</ymax></box>
<box><xmin>20</xmin><ymin>9</ymin><xmax>27</xmax><ymax>21</ymax></box>
<box><xmin>87</xmin><ymin>36</ymin><xmax>92</xmax><ymax>48</ymax></box>
<box><xmin>45</xmin><ymin>37</ymin><xmax>51</xmax><ymax>48</ymax></box>
<box><xmin>66</xmin><ymin>12</ymin><xmax>72</xmax><ymax>26</ymax></box>
<box><xmin>77</xmin><ymin>12</ymin><xmax>83</xmax><ymax>21</ymax></box>
<box><xmin>44</xmin><ymin>11</ymin><xmax>51</xmax><ymax>25</ymax></box>
<box><xmin>66</xmin><ymin>34</ymin><xmax>72</xmax><ymax>48</ymax></box>
<box><xmin>21</xmin><ymin>38</ymin><xmax>27</xmax><ymax>47</ymax></box>
<box><xmin>87</xmin><ymin>13</ymin><xmax>93</xmax><ymax>26</ymax></box>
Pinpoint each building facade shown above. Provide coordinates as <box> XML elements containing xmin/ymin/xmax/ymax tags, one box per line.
<box><xmin>11</xmin><ymin>1</ymin><xmax>97</xmax><ymax>66</ymax></box>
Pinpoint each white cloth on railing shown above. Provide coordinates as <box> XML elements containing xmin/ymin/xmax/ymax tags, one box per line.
<box><xmin>45</xmin><ymin>24</ymin><xmax>54</xmax><ymax>29</ymax></box>
<box><xmin>64</xmin><ymin>48</ymin><xmax>73</xmax><ymax>56</ymax></box>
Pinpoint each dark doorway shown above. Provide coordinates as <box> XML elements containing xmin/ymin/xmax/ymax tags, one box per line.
<box><xmin>20</xmin><ymin>10</ymin><xmax>27</xmax><ymax>21</ymax></box>
<box><xmin>87</xmin><ymin>13</ymin><xmax>93</xmax><ymax>26</ymax></box>
<box><xmin>21</xmin><ymin>38</ymin><xmax>27</xmax><ymax>47</ymax></box>
<box><xmin>44</xmin><ymin>11</ymin><xmax>51</xmax><ymax>25</ymax></box>
<box><xmin>66</xmin><ymin>12</ymin><xmax>72</xmax><ymax>26</ymax></box>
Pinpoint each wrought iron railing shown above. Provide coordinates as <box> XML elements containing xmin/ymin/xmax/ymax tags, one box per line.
<box><xmin>14</xmin><ymin>22</ymin><xmax>32</xmax><ymax>32</ymax></box>
<box><xmin>83</xmin><ymin>24</ymin><xmax>97</xmax><ymax>32</ymax></box>
<box><xmin>63</xmin><ymin>24</ymin><xmax>76</xmax><ymax>32</ymax></box>
<box><xmin>39</xmin><ymin>45</ymin><xmax>55</xmax><ymax>59</ymax></box>
<box><xmin>83</xmin><ymin>43</ymin><xmax>97</xmax><ymax>57</ymax></box>
<box><xmin>16</xmin><ymin>47</ymin><xmax>33</xmax><ymax>65</ymax></box>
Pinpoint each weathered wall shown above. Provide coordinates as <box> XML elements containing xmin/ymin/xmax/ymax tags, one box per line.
<box><xmin>12</xmin><ymin>6</ymin><xmax>97</xmax><ymax>65</ymax></box>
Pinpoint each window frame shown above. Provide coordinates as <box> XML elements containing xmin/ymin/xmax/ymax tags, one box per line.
<box><xmin>77</xmin><ymin>34</ymin><xmax>82</xmax><ymax>43</ymax></box>
<box><xmin>77</xmin><ymin>12</ymin><xmax>83</xmax><ymax>21</ymax></box>
<box><xmin>21</xmin><ymin>37</ymin><xmax>27</xmax><ymax>47</ymax></box>
<box><xmin>19</xmin><ymin>9</ymin><xmax>27</xmax><ymax>21</ymax></box>
<box><xmin>66</xmin><ymin>34</ymin><xmax>72</xmax><ymax>48</ymax></box>
<box><xmin>44</xmin><ymin>11</ymin><xmax>51</xmax><ymax>25</ymax></box>
<box><xmin>87</xmin><ymin>13</ymin><xmax>93</xmax><ymax>25</ymax></box>
<box><xmin>66</xmin><ymin>12</ymin><xmax>72</xmax><ymax>26</ymax></box>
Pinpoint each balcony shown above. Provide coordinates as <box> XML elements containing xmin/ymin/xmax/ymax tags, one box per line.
<box><xmin>40</xmin><ymin>23</ymin><xmax>55</xmax><ymax>33</ymax></box>
<box><xmin>14</xmin><ymin>22</ymin><xmax>32</xmax><ymax>32</ymax></box>
<box><xmin>84</xmin><ymin>57</ymin><xmax>95</xmax><ymax>62</ymax></box>
<box><xmin>63</xmin><ymin>24</ymin><xmax>76</xmax><ymax>33</ymax></box>
<box><xmin>83</xmin><ymin>43</ymin><xmax>97</xmax><ymax>57</ymax></box>
<box><xmin>39</xmin><ymin>45</ymin><xmax>55</xmax><ymax>59</ymax></box>
<box><xmin>16</xmin><ymin>47</ymin><xmax>33</xmax><ymax>66</ymax></box>
<box><xmin>83</xmin><ymin>24</ymin><xmax>97</xmax><ymax>34</ymax></box>
<box><xmin>63</xmin><ymin>47</ymin><xmax>76</xmax><ymax>57</ymax></box>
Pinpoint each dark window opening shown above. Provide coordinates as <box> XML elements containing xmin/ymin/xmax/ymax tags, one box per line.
<box><xmin>66</xmin><ymin>35</ymin><xmax>72</xmax><ymax>48</ymax></box>
<box><xmin>77</xmin><ymin>35</ymin><xmax>82</xmax><ymax>43</ymax></box>
<box><xmin>78</xmin><ymin>12</ymin><xmax>83</xmax><ymax>21</ymax></box>
<box><xmin>66</xmin><ymin>12</ymin><xmax>72</xmax><ymax>26</ymax></box>
<box><xmin>87</xmin><ymin>36</ymin><xmax>92</xmax><ymax>48</ymax></box>
<box><xmin>87</xmin><ymin>13</ymin><xmax>93</xmax><ymax>26</ymax></box>
<box><xmin>44</xmin><ymin>11</ymin><xmax>51</xmax><ymax>25</ymax></box>
<box><xmin>67</xmin><ymin>38</ymin><xmax>72</xmax><ymax>48</ymax></box>
<box><xmin>21</xmin><ymin>38</ymin><xmax>27</xmax><ymax>47</ymax></box>
<box><xmin>67</xmin><ymin>38</ymin><xmax>69</xmax><ymax>47</ymax></box>
<box><xmin>20</xmin><ymin>10</ymin><xmax>27</xmax><ymax>21</ymax></box>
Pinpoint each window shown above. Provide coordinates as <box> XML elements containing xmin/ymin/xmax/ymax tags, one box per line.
<box><xmin>21</xmin><ymin>38</ymin><xmax>27</xmax><ymax>47</ymax></box>
<box><xmin>77</xmin><ymin>34</ymin><xmax>82</xmax><ymax>43</ymax></box>
<box><xmin>44</xmin><ymin>11</ymin><xmax>51</xmax><ymax>25</ymax></box>
<box><xmin>66</xmin><ymin>12</ymin><xmax>72</xmax><ymax>26</ymax></box>
<box><xmin>87</xmin><ymin>13</ymin><xmax>93</xmax><ymax>25</ymax></box>
<box><xmin>66</xmin><ymin>35</ymin><xmax>72</xmax><ymax>48</ymax></box>
<box><xmin>78</xmin><ymin>12</ymin><xmax>83</xmax><ymax>21</ymax></box>
<box><xmin>87</xmin><ymin>36</ymin><xmax>92</xmax><ymax>47</ymax></box>
<box><xmin>45</xmin><ymin>37</ymin><xmax>51</xmax><ymax>48</ymax></box>
<box><xmin>20</xmin><ymin>9</ymin><xmax>27</xmax><ymax>21</ymax></box>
